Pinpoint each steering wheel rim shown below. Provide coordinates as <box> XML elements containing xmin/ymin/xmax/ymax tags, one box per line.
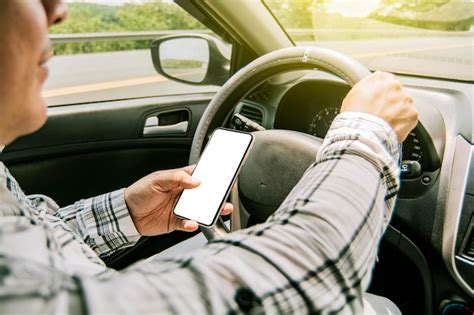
<box><xmin>189</xmin><ymin>46</ymin><xmax>371</xmax><ymax>241</ymax></box>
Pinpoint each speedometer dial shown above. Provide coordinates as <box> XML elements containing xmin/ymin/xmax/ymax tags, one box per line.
<box><xmin>308</xmin><ymin>107</ymin><xmax>340</xmax><ymax>137</ymax></box>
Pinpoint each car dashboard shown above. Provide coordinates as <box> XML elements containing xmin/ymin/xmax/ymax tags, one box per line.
<box><xmin>231</xmin><ymin>70</ymin><xmax>473</xmax><ymax>308</ymax></box>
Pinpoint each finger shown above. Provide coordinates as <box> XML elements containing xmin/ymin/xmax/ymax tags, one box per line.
<box><xmin>180</xmin><ymin>219</ymin><xmax>199</xmax><ymax>232</ymax></box>
<box><xmin>221</xmin><ymin>203</ymin><xmax>233</xmax><ymax>216</ymax></box>
<box><xmin>181</xmin><ymin>165</ymin><xmax>196</xmax><ymax>175</ymax></box>
<box><xmin>177</xmin><ymin>171</ymin><xmax>201</xmax><ymax>189</ymax></box>
<box><xmin>176</xmin><ymin>165</ymin><xmax>199</xmax><ymax>189</ymax></box>
<box><xmin>157</xmin><ymin>169</ymin><xmax>200</xmax><ymax>191</ymax></box>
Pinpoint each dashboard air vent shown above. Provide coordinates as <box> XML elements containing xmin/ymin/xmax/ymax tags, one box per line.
<box><xmin>240</xmin><ymin>105</ymin><xmax>264</xmax><ymax>125</ymax></box>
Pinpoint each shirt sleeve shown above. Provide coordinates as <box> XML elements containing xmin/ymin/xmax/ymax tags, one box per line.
<box><xmin>316</xmin><ymin>111</ymin><xmax>401</xmax><ymax>223</ymax></box>
<box><xmin>55</xmin><ymin>189</ymin><xmax>141</xmax><ymax>257</ymax></box>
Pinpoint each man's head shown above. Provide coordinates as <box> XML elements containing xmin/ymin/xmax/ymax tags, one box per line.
<box><xmin>0</xmin><ymin>0</ymin><xmax>67</xmax><ymax>145</ymax></box>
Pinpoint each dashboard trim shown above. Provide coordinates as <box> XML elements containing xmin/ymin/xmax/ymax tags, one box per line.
<box><xmin>442</xmin><ymin>135</ymin><xmax>473</xmax><ymax>295</ymax></box>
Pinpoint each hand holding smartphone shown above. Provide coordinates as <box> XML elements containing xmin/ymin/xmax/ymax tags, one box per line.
<box><xmin>173</xmin><ymin>128</ymin><xmax>253</xmax><ymax>227</ymax></box>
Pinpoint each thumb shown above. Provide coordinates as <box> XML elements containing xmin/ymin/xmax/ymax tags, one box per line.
<box><xmin>180</xmin><ymin>175</ymin><xmax>201</xmax><ymax>190</ymax></box>
<box><xmin>176</xmin><ymin>165</ymin><xmax>200</xmax><ymax>189</ymax></box>
<box><xmin>156</xmin><ymin>170</ymin><xmax>200</xmax><ymax>191</ymax></box>
<box><xmin>177</xmin><ymin>219</ymin><xmax>199</xmax><ymax>232</ymax></box>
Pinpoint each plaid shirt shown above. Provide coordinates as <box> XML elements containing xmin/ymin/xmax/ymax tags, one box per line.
<box><xmin>0</xmin><ymin>112</ymin><xmax>399</xmax><ymax>314</ymax></box>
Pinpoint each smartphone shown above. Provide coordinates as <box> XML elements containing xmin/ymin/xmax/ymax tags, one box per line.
<box><xmin>173</xmin><ymin>128</ymin><xmax>254</xmax><ymax>227</ymax></box>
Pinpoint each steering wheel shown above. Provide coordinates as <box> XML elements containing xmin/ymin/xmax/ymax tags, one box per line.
<box><xmin>189</xmin><ymin>46</ymin><xmax>371</xmax><ymax>241</ymax></box>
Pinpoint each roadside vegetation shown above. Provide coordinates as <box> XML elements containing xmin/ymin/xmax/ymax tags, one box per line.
<box><xmin>51</xmin><ymin>0</ymin><xmax>473</xmax><ymax>55</ymax></box>
<box><xmin>50</xmin><ymin>1</ymin><xmax>203</xmax><ymax>55</ymax></box>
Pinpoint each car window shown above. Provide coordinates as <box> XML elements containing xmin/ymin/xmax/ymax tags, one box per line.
<box><xmin>44</xmin><ymin>0</ymin><xmax>231</xmax><ymax>106</ymax></box>
<box><xmin>265</xmin><ymin>0</ymin><xmax>473</xmax><ymax>82</ymax></box>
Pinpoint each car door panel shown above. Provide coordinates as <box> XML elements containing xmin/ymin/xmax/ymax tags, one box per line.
<box><xmin>5</xmin><ymin>148</ymin><xmax>189</xmax><ymax>206</ymax></box>
<box><xmin>1</xmin><ymin>93</ymin><xmax>213</xmax><ymax>207</ymax></box>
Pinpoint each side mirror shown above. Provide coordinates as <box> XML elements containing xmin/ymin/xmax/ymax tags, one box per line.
<box><xmin>150</xmin><ymin>34</ymin><xmax>230</xmax><ymax>86</ymax></box>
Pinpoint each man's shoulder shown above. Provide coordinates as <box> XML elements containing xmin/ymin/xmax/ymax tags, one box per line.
<box><xmin>0</xmin><ymin>162</ymin><xmax>37</xmax><ymax>217</ymax></box>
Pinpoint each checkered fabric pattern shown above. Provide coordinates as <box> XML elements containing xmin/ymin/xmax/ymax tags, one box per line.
<box><xmin>0</xmin><ymin>112</ymin><xmax>400</xmax><ymax>314</ymax></box>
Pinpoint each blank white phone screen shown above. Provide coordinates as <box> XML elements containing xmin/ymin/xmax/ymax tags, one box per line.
<box><xmin>173</xmin><ymin>129</ymin><xmax>253</xmax><ymax>226</ymax></box>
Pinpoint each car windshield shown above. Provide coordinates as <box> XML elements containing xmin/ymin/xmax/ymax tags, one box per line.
<box><xmin>264</xmin><ymin>0</ymin><xmax>473</xmax><ymax>82</ymax></box>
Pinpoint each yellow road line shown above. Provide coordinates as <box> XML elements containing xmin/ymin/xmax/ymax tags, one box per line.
<box><xmin>43</xmin><ymin>69</ymin><xmax>204</xmax><ymax>98</ymax></box>
<box><xmin>42</xmin><ymin>75</ymin><xmax>168</xmax><ymax>98</ymax></box>
<box><xmin>353</xmin><ymin>42</ymin><xmax>474</xmax><ymax>58</ymax></box>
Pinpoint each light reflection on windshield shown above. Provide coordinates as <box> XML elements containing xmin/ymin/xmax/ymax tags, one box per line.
<box><xmin>324</xmin><ymin>0</ymin><xmax>380</xmax><ymax>17</ymax></box>
<box><xmin>265</xmin><ymin>0</ymin><xmax>474</xmax><ymax>81</ymax></box>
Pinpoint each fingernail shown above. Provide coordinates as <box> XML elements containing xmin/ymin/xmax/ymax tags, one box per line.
<box><xmin>184</xmin><ymin>221</ymin><xmax>197</xmax><ymax>230</ymax></box>
<box><xmin>189</xmin><ymin>177</ymin><xmax>200</xmax><ymax>184</ymax></box>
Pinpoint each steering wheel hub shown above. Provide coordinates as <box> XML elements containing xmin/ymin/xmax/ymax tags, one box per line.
<box><xmin>239</xmin><ymin>130</ymin><xmax>322</xmax><ymax>221</ymax></box>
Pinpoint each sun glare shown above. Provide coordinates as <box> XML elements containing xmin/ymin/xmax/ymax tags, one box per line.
<box><xmin>325</xmin><ymin>0</ymin><xmax>381</xmax><ymax>18</ymax></box>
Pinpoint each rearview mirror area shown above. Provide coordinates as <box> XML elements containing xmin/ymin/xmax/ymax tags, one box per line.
<box><xmin>150</xmin><ymin>34</ymin><xmax>230</xmax><ymax>86</ymax></box>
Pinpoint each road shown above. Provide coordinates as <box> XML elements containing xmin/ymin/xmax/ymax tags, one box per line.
<box><xmin>43</xmin><ymin>35</ymin><xmax>473</xmax><ymax>106</ymax></box>
<box><xmin>309</xmin><ymin>36</ymin><xmax>473</xmax><ymax>81</ymax></box>
<box><xmin>43</xmin><ymin>50</ymin><xmax>219</xmax><ymax>106</ymax></box>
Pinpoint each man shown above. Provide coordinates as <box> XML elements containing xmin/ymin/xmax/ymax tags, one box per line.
<box><xmin>0</xmin><ymin>1</ymin><xmax>417</xmax><ymax>314</ymax></box>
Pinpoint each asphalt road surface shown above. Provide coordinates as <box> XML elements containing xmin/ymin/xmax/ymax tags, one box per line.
<box><xmin>43</xmin><ymin>35</ymin><xmax>473</xmax><ymax>106</ymax></box>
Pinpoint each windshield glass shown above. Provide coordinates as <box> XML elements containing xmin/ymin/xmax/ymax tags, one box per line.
<box><xmin>265</xmin><ymin>0</ymin><xmax>473</xmax><ymax>81</ymax></box>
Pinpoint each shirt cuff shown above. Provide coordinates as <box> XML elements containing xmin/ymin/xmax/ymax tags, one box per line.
<box><xmin>109</xmin><ymin>189</ymin><xmax>140</xmax><ymax>237</ymax></box>
<box><xmin>316</xmin><ymin>112</ymin><xmax>401</xmax><ymax>204</ymax></box>
<box><xmin>317</xmin><ymin>111</ymin><xmax>400</xmax><ymax>163</ymax></box>
<box><xmin>77</xmin><ymin>189</ymin><xmax>140</xmax><ymax>257</ymax></box>
<box><xmin>316</xmin><ymin>112</ymin><xmax>400</xmax><ymax>226</ymax></box>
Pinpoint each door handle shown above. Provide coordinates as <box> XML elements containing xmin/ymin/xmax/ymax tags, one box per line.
<box><xmin>143</xmin><ymin>121</ymin><xmax>189</xmax><ymax>136</ymax></box>
<box><xmin>143</xmin><ymin>110</ymin><xmax>190</xmax><ymax>136</ymax></box>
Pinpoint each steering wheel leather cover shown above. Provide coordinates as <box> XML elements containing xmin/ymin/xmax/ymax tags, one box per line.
<box><xmin>189</xmin><ymin>46</ymin><xmax>371</xmax><ymax>240</ymax></box>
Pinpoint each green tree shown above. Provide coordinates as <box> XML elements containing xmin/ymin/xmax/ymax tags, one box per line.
<box><xmin>115</xmin><ymin>1</ymin><xmax>203</xmax><ymax>31</ymax></box>
<box><xmin>265</xmin><ymin>0</ymin><xmax>314</xmax><ymax>28</ymax></box>
<box><xmin>49</xmin><ymin>1</ymin><xmax>205</xmax><ymax>55</ymax></box>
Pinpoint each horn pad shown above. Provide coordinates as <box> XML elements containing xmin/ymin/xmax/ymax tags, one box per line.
<box><xmin>239</xmin><ymin>130</ymin><xmax>322</xmax><ymax>221</ymax></box>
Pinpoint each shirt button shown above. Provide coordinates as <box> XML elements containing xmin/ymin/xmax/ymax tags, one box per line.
<box><xmin>235</xmin><ymin>287</ymin><xmax>257</xmax><ymax>312</ymax></box>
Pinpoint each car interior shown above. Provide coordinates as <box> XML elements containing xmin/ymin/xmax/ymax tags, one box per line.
<box><xmin>0</xmin><ymin>0</ymin><xmax>472</xmax><ymax>314</ymax></box>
